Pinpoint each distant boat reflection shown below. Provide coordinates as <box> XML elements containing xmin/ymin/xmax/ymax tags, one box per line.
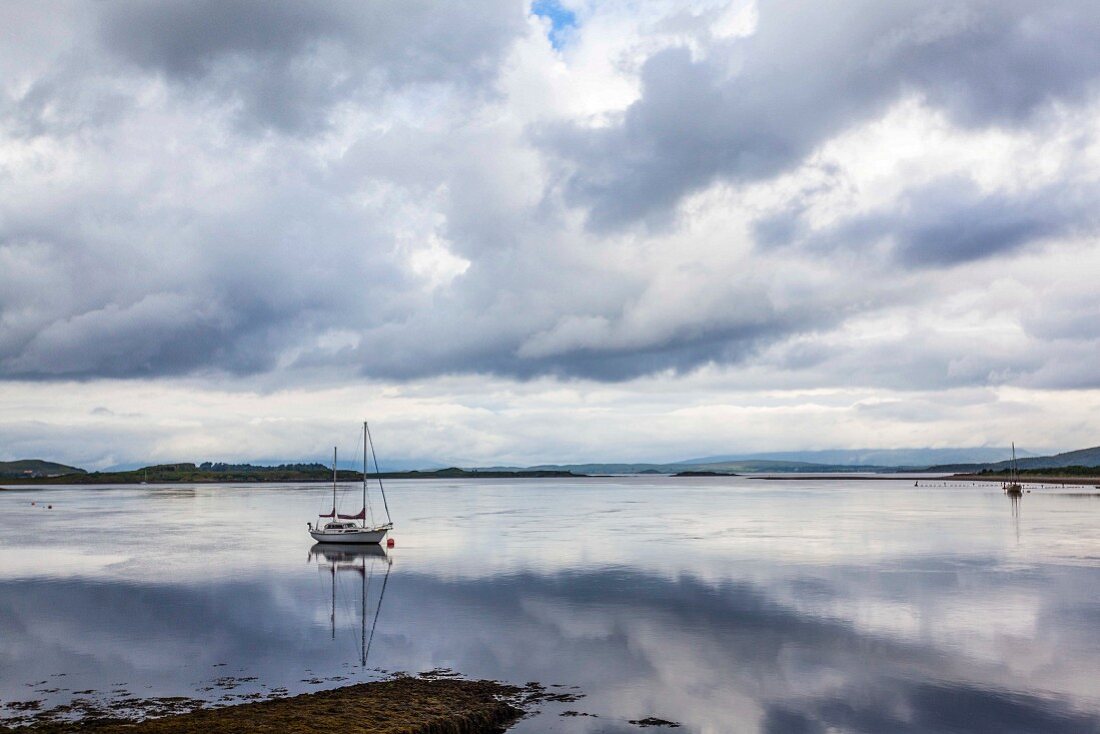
<box><xmin>309</xmin><ymin>543</ymin><xmax>391</xmax><ymax>666</ymax></box>
<box><xmin>1010</xmin><ymin>494</ymin><xmax>1021</xmax><ymax>544</ymax></box>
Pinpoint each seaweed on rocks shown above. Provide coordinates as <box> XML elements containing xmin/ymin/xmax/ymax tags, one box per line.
<box><xmin>8</xmin><ymin>677</ymin><xmax>527</xmax><ymax>734</ymax></box>
<box><xmin>629</xmin><ymin>716</ymin><xmax>682</xmax><ymax>728</ymax></box>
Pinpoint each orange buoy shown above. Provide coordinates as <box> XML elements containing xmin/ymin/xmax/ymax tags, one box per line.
<box><xmin>386</xmin><ymin>538</ymin><xmax>395</xmax><ymax>548</ymax></box>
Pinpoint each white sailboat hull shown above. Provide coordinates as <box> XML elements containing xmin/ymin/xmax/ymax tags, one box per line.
<box><xmin>310</xmin><ymin>526</ymin><xmax>389</xmax><ymax>544</ymax></box>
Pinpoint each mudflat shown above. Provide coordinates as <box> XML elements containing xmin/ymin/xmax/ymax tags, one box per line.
<box><xmin>18</xmin><ymin>677</ymin><xmax>525</xmax><ymax>734</ymax></box>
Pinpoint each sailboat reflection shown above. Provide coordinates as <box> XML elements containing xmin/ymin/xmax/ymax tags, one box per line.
<box><xmin>309</xmin><ymin>543</ymin><xmax>392</xmax><ymax>666</ymax></box>
<box><xmin>1010</xmin><ymin>494</ymin><xmax>1021</xmax><ymax>544</ymax></box>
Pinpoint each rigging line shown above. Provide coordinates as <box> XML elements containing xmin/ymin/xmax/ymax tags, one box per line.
<box><xmin>351</xmin><ymin>424</ymin><xmax>376</xmax><ymax>525</ymax></box>
<box><xmin>334</xmin><ymin>426</ymin><xmax>364</xmax><ymax>515</ymax></box>
<box><xmin>364</xmin><ymin>558</ymin><xmax>391</xmax><ymax>664</ymax></box>
<box><xmin>360</xmin><ymin>424</ymin><xmax>376</xmax><ymax>526</ymax></box>
<box><xmin>365</xmin><ymin>422</ymin><xmax>391</xmax><ymax>525</ymax></box>
<box><xmin>361</xmin><ymin>557</ymin><xmax>375</xmax><ymax>666</ymax></box>
<box><xmin>364</xmin><ymin>556</ymin><xmax>376</xmax><ymax>613</ymax></box>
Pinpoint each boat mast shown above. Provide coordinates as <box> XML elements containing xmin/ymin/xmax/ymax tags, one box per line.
<box><xmin>365</xmin><ymin>422</ymin><xmax>391</xmax><ymax>526</ymax></box>
<box><xmin>1012</xmin><ymin>442</ymin><xmax>1018</xmax><ymax>485</ymax></box>
<box><xmin>369</xmin><ymin>418</ymin><xmax>374</xmax><ymax>528</ymax></box>
<box><xmin>361</xmin><ymin>554</ymin><xmax>367</xmax><ymax>666</ymax></box>
<box><xmin>332</xmin><ymin>446</ymin><xmax>337</xmax><ymax>521</ymax></box>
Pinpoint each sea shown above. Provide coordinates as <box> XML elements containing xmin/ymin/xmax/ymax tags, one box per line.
<box><xmin>2</xmin><ymin>476</ymin><xmax>1099</xmax><ymax>732</ymax></box>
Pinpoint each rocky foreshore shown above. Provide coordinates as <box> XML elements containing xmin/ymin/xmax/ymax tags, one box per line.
<box><xmin>10</xmin><ymin>677</ymin><xmax>529</xmax><ymax>734</ymax></box>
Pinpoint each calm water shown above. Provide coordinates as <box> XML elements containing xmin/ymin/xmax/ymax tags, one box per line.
<box><xmin>2</xmin><ymin>477</ymin><xmax>1100</xmax><ymax>732</ymax></box>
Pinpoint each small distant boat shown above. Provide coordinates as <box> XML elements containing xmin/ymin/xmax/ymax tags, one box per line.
<box><xmin>1005</xmin><ymin>442</ymin><xmax>1023</xmax><ymax>497</ymax></box>
<box><xmin>309</xmin><ymin>422</ymin><xmax>393</xmax><ymax>544</ymax></box>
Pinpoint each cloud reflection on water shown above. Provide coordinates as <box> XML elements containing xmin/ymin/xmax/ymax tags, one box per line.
<box><xmin>2</xmin><ymin>559</ymin><xmax>1099</xmax><ymax>732</ymax></box>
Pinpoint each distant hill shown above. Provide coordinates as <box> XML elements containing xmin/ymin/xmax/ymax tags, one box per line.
<box><xmin>374</xmin><ymin>468</ymin><xmax>580</xmax><ymax>479</ymax></box>
<box><xmin>101</xmin><ymin>457</ymin><xmax>451</xmax><ymax>473</ymax></box>
<box><xmin>0</xmin><ymin>462</ymin><xmax>339</xmax><ymax>484</ymax></box>
<box><xmin>689</xmin><ymin>459</ymin><xmax>888</xmax><ymax>473</ymax></box>
<box><xmin>8</xmin><ymin>445</ymin><xmax>1097</xmax><ymax>484</ymax></box>
<box><xmin>496</xmin><ymin>449</ymin><xmax>1043</xmax><ymax>475</ymax></box>
<box><xmin>480</xmin><ymin>463</ymin><xmax>690</xmax><ymax>475</ymax></box>
<box><xmin>4</xmin><ymin>462</ymin><xmax>361</xmax><ymax>484</ymax></box>
<box><xmin>679</xmin><ymin>447</ymin><xmax>1034</xmax><ymax>467</ymax></box>
<box><xmin>932</xmin><ymin>446</ymin><xmax>1100</xmax><ymax>473</ymax></box>
<box><xmin>0</xmin><ymin>459</ymin><xmax>86</xmax><ymax>479</ymax></box>
<box><xmin>481</xmin><ymin>459</ymin><xmax>894</xmax><ymax>474</ymax></box>
<box><xmin>3</xmin><ymin>462</ymin><xmax>583</xmax><ymax>484</ymax></box>
<box><xmin>674</xmin><ymin>470</ymin><xmax>740</xmax><ymax>477</ymax></box>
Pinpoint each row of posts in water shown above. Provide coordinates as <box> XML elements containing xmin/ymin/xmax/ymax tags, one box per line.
<box><xmin>911</xmin><ymin>481</ymin><xmax>1089</xmax><ymax>489</ymax></box>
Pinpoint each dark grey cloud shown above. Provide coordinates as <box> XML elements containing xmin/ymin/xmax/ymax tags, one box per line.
<box><xmin>544</xmin><ymin>0</ymin><xmax>1100</xmax><ymax>230</ymax></box>
<box><xmin>861</xmin><ymin>179</ymin><xmax>1092</xmax><ymax>267</ymax></box>
<box><xmin>97</xmin><ymin>0</ymin><xmax>526</xmax><ymax>133</ymax></box>
<box><xmin>0</xmin><ymin>166</ymin><xmax>416</xmax><ymax>379</ymax></box>
<box><xmin>767</xmin><ymin>175</ymin><xmax>1100</xmax><ymax>267</ymax></box>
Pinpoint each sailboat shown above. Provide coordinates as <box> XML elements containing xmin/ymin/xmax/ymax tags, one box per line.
<box><xmin>1005</xmin><ymin>442</ymin><xmax>1023</xmax><ymax>497</ymax></box>
<box><xmin>308</xmin><ymin>422</ymin><xmax>393</xmax><ymax>544</ymax></box>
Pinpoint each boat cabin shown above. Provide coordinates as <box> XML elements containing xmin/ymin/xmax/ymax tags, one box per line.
<box><xmin>323</xmin><ymin>521</ymin><xmax>360</xmax><ymax>531</ymax></box>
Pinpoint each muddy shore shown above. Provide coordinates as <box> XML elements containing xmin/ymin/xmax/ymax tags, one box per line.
<box><xmin>10</xmin><ymin>677</ymin><xmax>527</xmax><ymax>734</ymax></box>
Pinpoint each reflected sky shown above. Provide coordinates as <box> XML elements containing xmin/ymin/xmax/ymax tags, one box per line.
<box><xmin>2</xmin><ymin>478</ymin><xmax>1099</xmax><ymax>732</ymax></box>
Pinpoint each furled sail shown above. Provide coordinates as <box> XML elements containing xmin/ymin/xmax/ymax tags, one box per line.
<box><xmin>338</xmin><ymin>508</ymin><xmax>366</xmax><ymax>520</ymax></box>
<box><xmin>319</xmin><ymin>508</ymin><xmax>335</xmax><ymax>518</ymax></box>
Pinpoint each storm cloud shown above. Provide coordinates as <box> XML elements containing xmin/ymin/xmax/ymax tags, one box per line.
<box><xmin>97</xmin><ymin>0</ymin><xmax>525</xmax><ymax>133</ymax></box>
<box><xmin>546</xmin><ymin>0</ymin><xmax>1100</xmax><ymax>231</ymax></box>
<box><xmin>763</xmin><ymin>175</ymin><xmax>1100</xmax><ymax>267</ymax></box>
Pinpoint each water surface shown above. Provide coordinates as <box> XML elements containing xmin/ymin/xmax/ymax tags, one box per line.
<box><xmin>2</xmin><ymin>477</ymin><xmax>1099</xmax><ymax>732</ymax></box>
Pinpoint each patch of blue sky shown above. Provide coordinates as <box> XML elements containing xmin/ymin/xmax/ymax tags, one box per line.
<box><xmin>531</xmin><ymin>0</ymin><xmax>578</xmax><ymax>50</ymax></box>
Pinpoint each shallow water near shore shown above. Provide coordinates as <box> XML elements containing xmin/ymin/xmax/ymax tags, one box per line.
<box><xmin>2</xmin><ymin>477</ymin><xmax>1100</xmax><ymax>732</ymax></box>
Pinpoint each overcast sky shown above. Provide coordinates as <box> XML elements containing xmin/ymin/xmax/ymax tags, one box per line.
<box><xmin>3</xmin><ymin>0</ymin><xmax>1100</xmax><ymax>469</ymax></box>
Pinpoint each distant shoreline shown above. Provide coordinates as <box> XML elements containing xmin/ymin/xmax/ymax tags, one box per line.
<box><xmin>6</xmin><ymin>469</ymin><xmax>1100</xmax><ymax>488</ymax></box>
<box><xmin>762</xmin><ymin>474</ymin><xmax>946</xmax><ymax>481</ymax></box>
<box><xmin>0</xmin><ymin>467</ymin><xmax>587</xmax><ymax>486</ymax></box>
<box><xmin>760</xmin><ymin>473</ymin><xmax>1100</xmax><ymax>485</ymax></box>
<box><xmin>674</xmin><ymin>470</ymin><xmax>740</xmax><ymax>477</ymax></box>
<box><xmin>951</xmin><ymin>473</ymin><xmax>1100</xmax><ymax>486</ymax></box>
